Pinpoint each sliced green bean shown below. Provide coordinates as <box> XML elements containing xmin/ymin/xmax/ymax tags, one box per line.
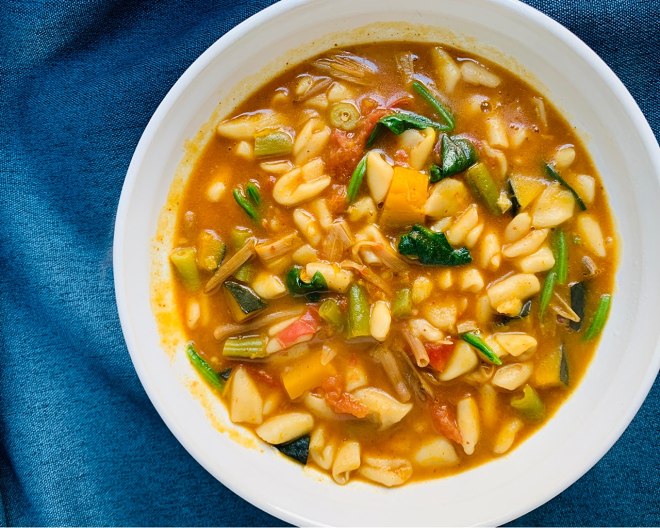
<box><xmin>170</xmin><ymin>247</ymin><xmax>201</xmax><ymax>292</ymax></box>
<box><xmin>411</xmin><ymin>80</ymin><xmax>455</xmax><ymax>131</ymax></box>
<box><xmin>233</xmin><ymin>187</ymin><xmax>259</xmax><ymax>220</ymax></box>
<box><xmin>392</xmin><ymin>288</ymin><xmax>413</xmax><ymax>318</ymax></box>
<box><xmin>552</xmin><ymin>229</ymin><xmax>568</xmax><ymax>284</ymax></box>
<box><xmin>465</xmin><ymin>162</ymin><xmax>502</xmax><ymax>216</ymax></box>
<box><xmin>246</xmin><ymin>182</ymin><xmax>261</xmax><ymax>206</ymax></box>
<box><xmin>584</xmin><ymin>294</ymin><xmax>612</xmax><ymax>340</ymax></box>
<box><xmin>539</xmin><ymin>270</ymin><xmax>557</xmax><ymax>319</ymax></box>
<box><xmin>222</xmin><ymin>335</ymin><xmax>269</xmax><ymax>359</ymax></box>
<box><xmin>319</xmin><ymin>298</ymin><xmax>345</xmax><ymax>329</ymax></box>
<box><xmin>347</xmin><ymin>284</ymin><xmax>370</xmax><ymax>338</ymax></box>
<box><xmin>346</xmin><ymin>153</ymin><xmax>368</xmax><ymax>204</ymax></box>
<box><xmin>462</xmin><ymin>332</ymin><xmax>502</xmax><ymax>366</ymax></box>
<box><xmin>186</xmin><ymin>342</ymin><xmax>225</xmax><ymax>390</ymax></box>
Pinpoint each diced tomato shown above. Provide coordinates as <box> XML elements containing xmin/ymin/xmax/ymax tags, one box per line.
<box><xmin>276</xmin><ymin>309</ymin><xmax>319</xmax><ymax>348</ymax></box>
<box><xmin>386</xmin><ymin>93</ymin><xmax>414</xmax><ymax>109</ymax></box>
<box><xmin>393</xmin><ymin>149</ymin><xmax>409</xmax><ymax>165</ymax></box>
<box><xmin>327</xmin><ymin>184</ymin><xmax>348</xmax><ymax>214</ymax></box>
<box><xmin>425</xmin><ymin>342</ymin><xmax>455</xmax><ymax>372</ymax></box>
<box><xmin>429</xmin><ymin>399</ymin><xmax>462</xmax><ymax>444</ymax></box>
<box><xmin>245</xmin><ymin>367</ymin><xmax>279</xmax><ymax>387</ymax></box>
<box><xmin>321</xmin><ymin>376</ymin><xmax>369</xmax><ymax>418</ymax></box>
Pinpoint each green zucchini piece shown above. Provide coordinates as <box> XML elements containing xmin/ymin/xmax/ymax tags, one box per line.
<box><xmin>559</xmin><ymin>344</ymin><xmax>570</xmax><ymax>386</ymax></box>
<box><xmin>510</xmin><ymin>384</ymin><xmax>545</xmax><ymax>422</ymax></box>
<box><xmin>461</xmin><ymin>332</ymin><xmax>502</xmax><ymax>366</ymax></box>
<box><xmin>544</xmin><ymin>163</ymin><xmax>587</xmax><ymax>211</ymax></box>
<box><xmin>219</xmin><ymin>368</ymin><xmax>233</xmax><ymax>381</ymax></box>
<box><xmin>392</xmin><ymin>288</ymin><xmax>413</xmax><ymax>318</ymax></box>
<box><xmin>569</xmin><ymin>281</ymin><xmax>586</xmax><ymax>331</ymax></box>
<box><xmin>223</xmin><ymin>280</ymin><xmax>267</xmax><ymax>322</ymax></box>
<box><xmin>186</xmin><ymin>342</ymin><xmax>225</xmax><ymax>391</ymax></box>
<box><xmin>170</xmin><ymin>247</ymin><xmax>201</xmax><ymax>292</ymax></box>
<box><xmin>329</xmin><ymin>102</ymin><xmax>360</xmax><ymax>131</ymax></box>
<box><xmin>231</xmin><ymin>226</ymin><xmax>254</xmax><ymax>249</ymax></box>
<box><xmin>196</xmin><ymin>229</ymin><xmax>226</xmax><ymax>272</ymax></box>
<box><xmin>534</xmin><ymin>344</ymin><xmax>569</xmax><ymax>388</ymax></box>
<box><xmin>465</xmin><ymin>162</ymin><xmax>502</xmax><ymax>216</ymax></box>
<box><xmin>496</xmin><ymin>299</ymin><xmax>532</xmax><ymax>325</ymax></box>
<box><xmin>254</xmin><ymin>129</ymin><xmax>293</xmax><ymax>158</ymax></box>
<box><xmin>347</xmin><ymin>284</ymin><xmax>370</xmax><ymax>338</ymax></box>
<box><xmin>319</xmin><ymin>298</ymin><xmax>345</xmax><ymax>330</ymax></box>
<box><xmin>275</xmin><ymin>434</ymin><xmax>310</xmax><ymax>464</ymax></box>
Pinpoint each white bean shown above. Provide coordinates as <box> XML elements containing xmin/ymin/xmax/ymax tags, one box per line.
<box><xmin>424</xmin><ymin>178</ymin><xmax>471</xmax><ymax>218</ymax></box>
<box><xmin>492</xmin><ymin>363</ymin><xmax>533</xmax><ymax>390</ymax></box>
<box><xmin>439</xmin><ymin>341</ymin><xmax>478</xmax><ymax>381</ymax></box>
<box><xmin>370</xmin><ymin>301</ymin><xmax>392</xmax><ymax>342</ymax></box>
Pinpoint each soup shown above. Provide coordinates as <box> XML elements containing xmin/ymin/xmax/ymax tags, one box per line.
<box><xmin>165</xmin><ymin>42</ymin><xmax>617</xmax><ymax>487</ymax></box>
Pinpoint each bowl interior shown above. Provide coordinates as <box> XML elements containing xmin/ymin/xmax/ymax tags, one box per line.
<box><xmin>114</xmin><ymin>0</ymin><xmax>660</xmax><ymax>525</ymax></box>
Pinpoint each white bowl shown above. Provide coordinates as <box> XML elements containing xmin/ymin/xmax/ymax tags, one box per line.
<box><xmin>114</xmin><ymin>0</ymin><xmax>660</xmax><ymax>525</ymax></box>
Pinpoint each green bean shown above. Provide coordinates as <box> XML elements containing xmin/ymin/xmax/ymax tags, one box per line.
<box><xmin>329</xmin><ymin>102</ymin><xmax>360</xmax><ymax>131</ymax></box>
<box><xmin>392</xmin><ymin>288</ymin><xmax>413</xmax><ymax>318</ymax></box>
<box><xmin>186</xmin><ymin>342</ymin><xmax>225</xmax><ymax>390</ymax></box>
<box><xmin>246</xmin><ymin>182</ymin><xmax>261</xmax><ymax>206</ymax></box>
<box><xmin>233</xmin><ymin>187</ymin><xmax>259</xmax><ymax>220</ymax></box>
<box><xmin>222</xmin><ymin>336</ymin><xmax>269</xmax><ymax>359</ymax></box>
<box><xmin>170</xmin><ymin>247</ymin><xmax>201</xmax><ymax>292</ymax></box>
<box><xmin>319</xmin><ymin>299</ymin><xmax>345</xmax><ymax>329</ymax></box>
<box><xmin>347</xmin><ymin>284</ymin><xmax>370</xmax><ymax>338</ymax></box>
<box><xmin>539</xmin><ymin>271</ymin><xmax>557</xmax><ymax>319</ymax></box>
<box><xmin>461</xmin><ymin>332</ymin><xmax>502</xmax><ymax>365</ymax></box>
<box><xmin>583</xmin><ymin>294</ymin><xmax>612</xmax><ymax>340</ymax></box>
<box><xmin>465</xmin><ymin>162</ymin><xmax>502</xmax><ymax>216</ymax></box>
<box><xmin>346</xmin><ymin>153</ymin><xmax>368</xmax><ymax>204</ymax></box>
<box><xmin>411</xmin><ymin>80</ymin><xmax>455</xmax><ymax>131</ymax></box>
<box><xmin>552</xmin><ymin>229</ymin><xmax>568</xmax><ymax>284</ymax></box>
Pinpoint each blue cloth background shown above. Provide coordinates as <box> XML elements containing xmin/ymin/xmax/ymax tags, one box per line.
<box><xmin>0</xmin><ymin>0</ymin><xmax>658</xmax><ymax>525</ymax></box>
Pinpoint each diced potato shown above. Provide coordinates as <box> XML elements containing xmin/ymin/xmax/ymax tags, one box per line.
<box><xmin>432</xmin><ymin>47</ymin><xmax>461</xmax><ymax>94</ymax></box>
<box><xmin>509</xmin><ymin>174</ymin><xmax>546</xmax><ymax>210</ymax></box>
<box><xmin>412</xmin><ymin>276</ymin><xmax>434</xmax><ymax>304</ymax></box>
<box><xmin>552</xmin><ymin>145</ymin><xmax>576</xmax><ymax>170</ymax></box>
<box><xmin>575</xmin><ymin>174</ymin><xmax>596</xmax><ymax>205</ymax></box>
<box><xmin>460</xmin><ymin>61</ymin><xmax>501</xmax><ymax>88</ymax></box>
<box><xmin>305</xmin><ymin>262</ymin><xmax>352</xmax><ymax>292</ymax></box>
<box><xmin>366</xmin><ymin>151</ymin><xmax>394</xmax><ymax>204</ymax></box>
<box><xmin>492</xmin><ymin>363</ymin><xmax>533</xmax><ymax>390</ymax></box>
<box><xmin>235</xmin><ymin>140</ymin><xmax>253</xmax><ymax>160</ymax></box>
<box><xmin>327</xmin><ymin>81</ymin><xmax>354</xmax><ymax>102</ymax></box>
<box><xmin>504</xmin><ymin>212</ymin><xmax>532</xmax><ymax>243</ymax></box>
<box><xmin>205</xmin><ymin>180</ymin><xmax>226</xmax><ymax>202</ymax></box>
<box><xmin>436</xmin><ymin>269</ymin><xmax>453</xmax><ymax>290</ymax></box>
<box><xmin>292</xmin><ymin>244</ymin><xmax>319</xmax><ymax>265</ymax></box>
<box><xmin>251</xmin><ymin>271</ymin><xmax>287</xmax><ymax>299</ymax></box>
<box><xmin>423</xmin><ymin>301</ymin><xmax>457</xmax><ymax>332</ymax></box>
<box><xmin>532</xmin><ymin>183</ymin><xmax>576</xmax><ymax>228</ymax></box>
<box><xmin>475</xmin><ymin>294</ymin><xmax>493</xmax><ymax>324</ymax></box>
<box><xmin>347</xmin><ymin>196</ymin><xmax>377</xmax><ymax>223</ymax></box>
<box><xmin>424</xmin><ymin>178</ymin><xmax>471</xmax><ymax>218</ymax></box>
<box><xmin>414</xmin><ymin>437</ymin><xmax>459</xmax><ymax>467</ymax></box>
<box><xmin>230</xmin><ymin>367</ymin><xmax>263</xmax><ymax>425</ymax></box>
<box><xmin>508</xmin><ymin>125</ymin><xmax>531</xmax><ymax>149</ymax></box>
<box><xmin>438</xmin><ymin>341</ymin><xmax>478</xmax><ymax>381</ymax></box>
<box><xmin>255</xmin><ymin>412</ymin><xmax>314</xmax><ymax>444</ymax></box>
<box><xmin>515</xmin><ymin>245</ymin><xmax>555</xmax><ymax>273</ymax></box>
<box><xmin>457</xmin><ymin>397</ymin><xmax>480</xmax><ymax>455</ymax></box>
<box><xmin>459</xmin><ymin>268</ymin><xmax>485</xmax><ymax>293</ymax></box>
<box><xmin>380</xmin><ymin>167</ymin><xmax>427</xmax><ymax>227</ymax></box>
<box><xmin>576</xmin><ymin>213</ymin><xmax>606</xmax><ymax>257</ymax></box>
<box><xmin>494</xmin><ymin>333</ymin><xmax>537</xmax><ymax>357</ymax></box>
<box><xmin>293</xmin><ymin>208</ymin><xmax>322</xmax><ymax>246</ymax></box>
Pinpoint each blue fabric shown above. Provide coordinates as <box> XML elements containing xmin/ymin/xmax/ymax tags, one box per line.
<box><xmin>0</xmin><ymin>0</ymin><xmax>657</xmax><ymax>525</ymax></box>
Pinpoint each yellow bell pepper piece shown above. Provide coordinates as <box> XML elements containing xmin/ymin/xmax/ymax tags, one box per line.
<box><xmin>281</xmin><ymin>349</ymin><xmax>336</xmax><ymax>400</ymax></box>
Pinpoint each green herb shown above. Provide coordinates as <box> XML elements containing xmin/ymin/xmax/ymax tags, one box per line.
<box><xmin>347</xmin><ymin>284</ymin><xmax>370</xmax><ymax>338</ymax></box>
<box><xmin>398</xmin><ymin>224</ymin><xmax>472</xmax><ymax>266</ymax></box>
<box><xmin>429</xmin><ymin>165</ymin><xmax>443</xmax><ymax>182</ymax></box>
<box><xmin>186</xmin><ymin>342</ymin><xmax>225</xmax><ymax>391</ymax></box>
<box><xmin>539</xmin><ymin>270</ymin><xmax>557</xmax><ymax>319</ymax></box>
<box><xmin>461</xmin><ymin>332</ymin><xmax>502</xmax><ymax>365</ymax></box>
<box><xmin>233</xmin><ymin>187</ymin><xmax>260</xmax><ymax>221</ymax></box>
<box><xmin>366</xmin><ymin>110</ymin><xmax>447</xmax><ymax>146</ymax></box>
<box><xmin>285</xmin><ymin>266</ymin><xmax>328</xmax><ymax>301</ymax></box>
<box><xmin>222</xmin><ymin>336</ymin><xmax>269</xmax><ymax>359</ymax></box>
<box><xmin>411</xmin><ymin>80</ymin><xmax>455</xmax><ymax>131</ymax></box>
<box><xmin>275</xmin><ymin>435</ymin><xmax>310</xmax><ymax>464</ymax></box>
<box><xmin>510</xmin><ymin>384</ymin><xmax>545</xmax><ymax>421</ymax></box>
<box><xmin>583</xmin><ymin>294</ymin><xmax>611</xmax><ymax>340</ymax></box>
<box><xmin>392</xmin><ymin>288</ymin><xmax>413</xmax><ymax>318</ymax></box>
<box><xmin>552</xmin><ymin>229</ymin><xmax>568</xmax><ymax>284</ymax></box>
<box><xmin>544</xmin><ymin>163</ymin><xmax>587</xmax><ymax>211</ymax></box>
<box><xmin>431</xmin><ymin>134</ymin><xmax>478</xmax><ymax>182</ymax></box>
<box><xmin>347</xmin><ymin>153</ymin><xmax>368</xmax><ymax>203</ymax></box>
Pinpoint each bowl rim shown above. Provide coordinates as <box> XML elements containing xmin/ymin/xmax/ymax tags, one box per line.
<box><xmin>114</xmin><ymin>0</ymin><xmax>660</xmax><ymax>525</ymax></box>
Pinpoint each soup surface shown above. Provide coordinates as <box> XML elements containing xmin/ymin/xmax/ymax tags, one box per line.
<box><xmin>165</xmin><ymin>42</ymin><xmax>617</xmax><ymax>486</ymax></box>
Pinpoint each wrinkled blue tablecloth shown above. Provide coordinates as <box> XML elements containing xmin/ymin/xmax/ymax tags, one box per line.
<box><xmin>0</xmin><ymin>0</ymin><xmax>658</xmax><ymax>526</ymax></box>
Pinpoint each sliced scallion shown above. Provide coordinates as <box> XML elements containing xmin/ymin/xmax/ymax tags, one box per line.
<box><xmin>329</xmin><ymin>102</ymin><xmax>360</xmax><ymax>131</ymax></box>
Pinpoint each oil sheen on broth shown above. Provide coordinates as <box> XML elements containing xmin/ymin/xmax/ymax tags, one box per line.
<box><xmin>167</xmin><ymin>42</ymin><xmax>617</xmax><ymax>487</ymax></box>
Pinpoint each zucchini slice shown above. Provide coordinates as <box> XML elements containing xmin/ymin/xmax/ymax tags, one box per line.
<box><xmin>223</xmin><ymin>280</ymin><xmax>267</xmax><ymax>322</ymax></box>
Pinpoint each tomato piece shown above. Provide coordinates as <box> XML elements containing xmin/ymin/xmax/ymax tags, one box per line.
<box><xmin>321</xmin><ymin>376</ymin><xmax>369</xmax><ymax>418</ymax></box>
<box><xmin>276</xmin><ymin>309</ymin><xmax>319</xmax><ymax>348</ymax></box>
<box><xmin>426</xmin><ymin>342</ymin><xmax>455</xmax><ymax>372</ymax></box>
<box><xmin>429</xmin><ymin>399</ymin><xmax>462</xmax><ymax>444</ymax></box>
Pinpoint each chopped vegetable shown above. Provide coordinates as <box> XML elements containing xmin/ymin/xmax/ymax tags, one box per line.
<box><xmin>431</xmin><ymin>134</ymin><xmax>478</xmax><ymax>182</ymax></box>
<box><xmin>509</xmin><ymin>174</ymin><xmax>545</xmax><ymax>210</ymax></box>
<box><xmin>496</xmin><ymin>299</ymin><xmax>532</xmax><ymax>325</ymax></box>
<box><xmin>538</xmin><ymin>270</ymin><xmax>557</xmax><ymax>319</ymax></box>
<box><xmin>461</xmin><ymin>332</ymin><xmax>502</xmax><ymax>365</ymax></box>
<box><xmin>465</xmin><ymin>162</ymin><xmax>502</xmax><ymax>216</ymax></box>
<box><xmin>569</xmin><ymin>281</ymin><xmax>586</xmax><ymax>331</ymax></box>
<box><xmin>196</xmin><ymin>230</ymin><xmax>226</xmax><ymax>272</ymax></box>
<box><xmin>366</xmin><ymin>110</ymin><xmax>448</xmax><ymax>146</ymax></box>
<box><xmin>583</xmin><ymin>293</ymin><xmax>611</xmax><ymax>340</ymax></box>
<box><xmin>246</xmin><ymin>182</ymin><xmax>261</xmax><ymax>205</ymax></box>
<box><xmin>285</xmin><ymin>266</ymin><xmax>328</xmax><ymax>301</ymax></box>
<box><xmin>205</xmin><ymin>238</ymin><xmax>257</xmax><ymax>294</ymax></box>
<box><xmin>222</xmin><ymin>336</ymin><xmax>269</xmax><ymax>359</ymax></box>
<box><xmin>275</xmin><ymin>434</ymin><xmax>310</xmax><ymax>464</ymax></box>
<box><xmin>429</xmin><ymin>399</ymin><xmax>462</xmax><ymax>444</ymax></box>
<box><xmin>233</xmin><ymin>186</ymin><xmax>260</xmax><ymax>220</ymax></box>
<box><xmin>510</xmin><ymin>384</ymin><xmax>545</xmax><ymax>421</ymax></box>
<box><xmin>319</xmin><ymin>298</ymin><xmax>345</xmax><ymax>329</ymax></box>
<box><xmin>233</xmin><ymin>261</ymin><xmax>254</xmax><ymax>283</ymax></box>
<box><xmin>254</xmin><ymin>129</ymin><xmax>293</xmax><ymax>158</ymax></box>
<box><xmin>544</xmin><ymin>163</ymin><xmax>587</xmax><ymax>211</ymax></box>
<box><xmin>281</xmin><ymin>349</ymin><xmax>337</xmax><ymax>399</ymax></box>
<box><xmin>329</xmin><ymin>102</ymin><xmax>360</xmax><ymax>131</ymax></box>
<box><xmin>219</xmin><ymin>368</ymin><xmax>232</xmax><ymax>381</ymax></box>
<box><xmin>552</xmin><ymin>229</ymin><xmax>568</xmax><ymax>284</ymax></box>
<box><xmin>186</xmin><ymin>342</ymin><xmax>225</xmax><ymax>390</ymax></box>
<box><xmin>507</xmin><ymin>179</ymin><xmax>521</xmax><ymax>217</ymax></box>
<box><xmin>380</xmin><ymin>167</ymin><xmax>427</xmax><ymax>227</ymax></box>
<box><xmin>347</xmin><ymin>284</ymin><xmax>370</xmax><ymax>338</ymax></box>
<box><xmin>346</xmin><ymin>153</ymin><xmax>368</xmax><ymax>203</ymax></box>
<box><xmin>170</xmin><ymin>247</ymin><xmax>201</xmax><ymax>292</ymax></box>
<box><xmin>534</xmin><ymin>344</ymin><xmax>569</xmax><ymax>388</ymax></box>
<box><xmin>223</xmin><ymin>280</ymin><xmax>267</xmax><ymax>322</ymax></box>
<box><xmin>275</xmin><ymin>309</ymin><xmax>320</xmax><ymax>348</ymax></box>
<box><xmin>231</xmin><ymin>226</ymin><xmax>253</xmax><ymax>248</ymax></box>
<box><xmin>392</xmin><ymin>288</ymin><xmax>413</xmax><ymax>318</ymax></box>
<box><xmin>426</xmin><ymin>342</ymin><xmax>455</xmax><ymax>372</ymax></box>
<box><xmin>398</xmin><ymin>224</ymin><xmax>472</xmax><ymax>266</ymax></box>
<box><xmin>411</xmin><ymin>80</ymin><xmax>455</xmax><ymax>131</ymax></box>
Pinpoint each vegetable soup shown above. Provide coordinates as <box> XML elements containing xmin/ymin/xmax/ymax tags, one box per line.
<box><xmin>165</xmin><ymin>42</ymin><xmax>617</xmax><ymax>486</ymax></box>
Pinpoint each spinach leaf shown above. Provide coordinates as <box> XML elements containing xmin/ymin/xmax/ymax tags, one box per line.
<box><xmin>285</xmin><ymin>266</ymin><xmax>328</xmax><ymax>301</ymax></box>
<box><xmin>366</xmin><ymin>110</ymin><xmax>446</xmax><ymax>147</ymax></box>
<box><xmin>431</xmin><ymin>135</ymin><xmax>478</xmax><ymax>182</ymax></box>
<box><xmin>398</xmin><ymin>225</ymin><xmax>472</xmax><ymax>266</ymax></box>
<box><xmin>275</xmin><ymin>434</ymin><xmax>310</xmax><ymax>464</ymax></box>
